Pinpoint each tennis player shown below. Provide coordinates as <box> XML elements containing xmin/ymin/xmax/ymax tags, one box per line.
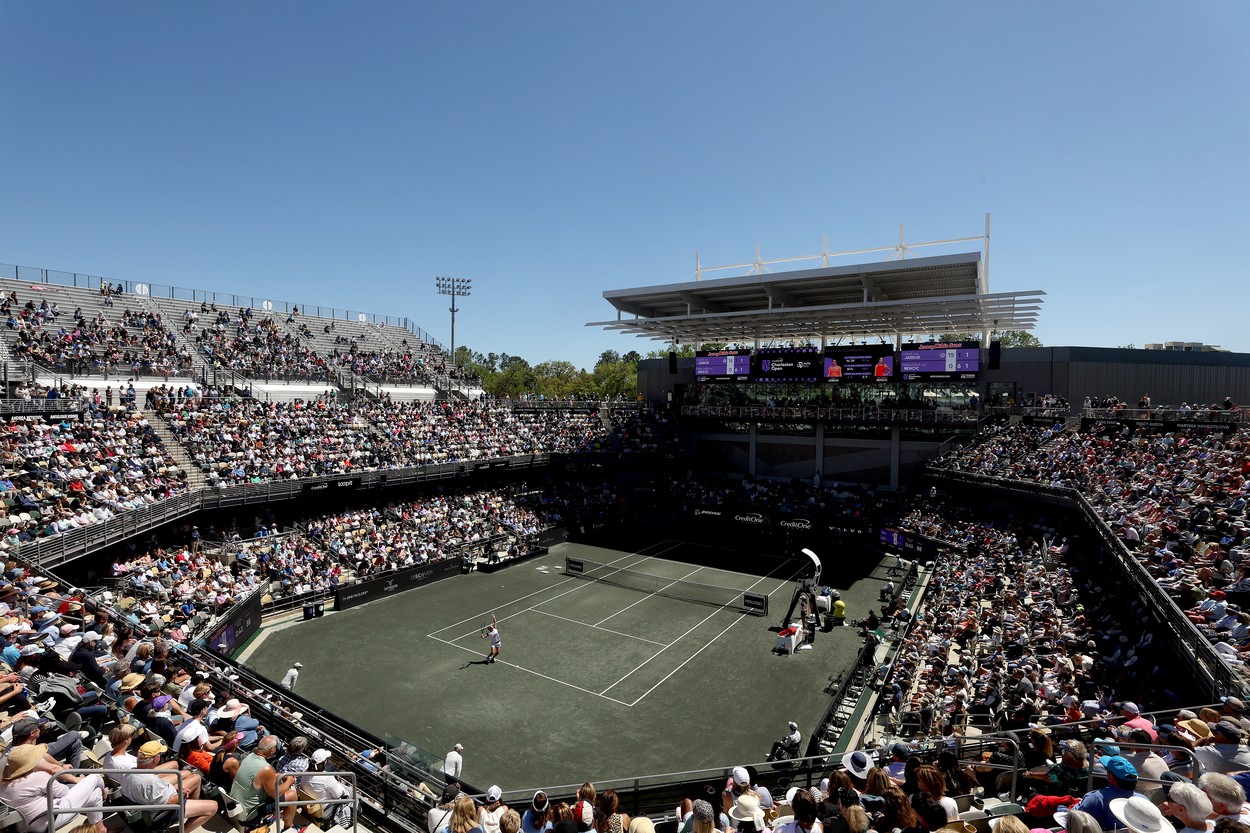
<box><xmin>481</xmin><ymin>613</ymin><xmax>501</xmax><ymax>664</ymax></box>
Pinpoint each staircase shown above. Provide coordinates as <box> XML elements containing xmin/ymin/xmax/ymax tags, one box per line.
<box><xmin>143</xmin><ymin>409</ymin><xmax>208</xmax><ymax>489</ymax></box>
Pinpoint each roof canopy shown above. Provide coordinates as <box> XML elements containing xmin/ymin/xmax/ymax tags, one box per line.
<box><xmin>589</xmin><ymin>252</ymin><xmax>1044</xmax><ymax>344</ymax></box>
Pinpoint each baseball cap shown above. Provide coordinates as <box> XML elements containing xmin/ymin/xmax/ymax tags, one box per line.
<box><xmin>81</xmin><ymin>631</ymin><xmax>101</xmax><ymax>643</ymax></box>
<box><xmin>486</xmin><ymin>785</ymin><xmax>503</xmax><ymax>803</ymax></box>
<box><xmin>11</xmin><ymin>716</ymin><xmax>47</xmax><ymax>737</ymax></box>
<box><xmin>1211</xmin><ymin>721</ymin><xmax>1244</xmax><ymax>741</ymax></box>
<box><xmin>138</xmin><ymin>740</ymin><xmax>168</xmax><ymax>759</ymax></box>
<box><xmin>1100</xmin><ymin>755</ymin><xmax>1138</xmax><ymax>783</ymax></box>
<box><xmin>574</xmin><ymin>800</ymin><xmax>594</xmax><ymax>827</ymax></box>
<box><xmin>1119</xmin><ymin>701</ymin><xmax>1140</xmax><ymax>715</ymax></box>
<box><xmin>293</xmin><ymin>662</ymin><xmax>303</xmax><ymax>668</ymax></box>
<box><xmin>311</xmin><ymin>749</ymin><xmax>332</xmax><ymax>765</ymax></box>
<box><xmin>454</xmin><ymin>742</ymin><xmax>464</xmax><ymax>751</ymax></box>
<box><xmin>732</xmin><ymin>766</ymin><xmax>750</xmax><ymax>786</ymax></box>
<box><xmin>187</xmin><ymin>698</ymin><xmax>212</xmax><ymax>715</ymax></box>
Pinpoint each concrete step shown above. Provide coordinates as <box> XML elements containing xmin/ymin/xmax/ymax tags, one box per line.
<box><xmin>143</xmin><ymin>408</ymin><xmax>208</xmax><ymax>489</ymax></box>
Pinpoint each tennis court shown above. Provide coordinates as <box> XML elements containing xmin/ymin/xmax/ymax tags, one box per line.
<box><xmin>240</xmin><ymin>537</ymin><xmax>882</xmax><ymax>789</ymax></box>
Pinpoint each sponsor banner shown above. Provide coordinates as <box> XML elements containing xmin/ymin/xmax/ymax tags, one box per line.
<box><xmin>1081</xmin><ymin>417</ymin><xmax>1236</xmax><ymax>435</ymax></box>
<box><xmin>734</xmin><ymin>512</ymin><xmax>768</xmax><ymax>527</ymax></box>
<box><xmin>691</xmin><ymin>508</ymin><xmax>841</xmax><ymax>535</ymax></box>
<box><xmin>208</xmin><ymin>591</ymin><xmax>263</xmax><ymax>655</ymax></box>
<box><xmin>303</xmin><ymin>476</ymin><xmax>362</xmax><ymax>494</ymax></box>
<box><xmin>334</xmin><ymin>557</ymin><xmax>461</xmax><ymax>611</ymax></box>
<box><xmin>743</xmin><ymin>591</ymin><xmax>769</xmax><ymax>615</ymax></box>
<box><xmin>566</xmin><ymin>559</ymin><xmax>585</xmax><ymax>575</ymax></box>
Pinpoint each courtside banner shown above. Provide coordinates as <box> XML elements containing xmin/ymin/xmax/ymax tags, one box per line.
<box><xmin>208</xmin><ymin>590</ymin><xmax>264</xmax><ymax>655</ymax></box>
<box><xmin>303</xmin><ymin>476</ymin><xmax>362</xmax><ymax>494</ymax></box>
<box><xmin>335</xmin><ymin>557</ymin><xmax>461</xmax><ymax>611</ymax></box>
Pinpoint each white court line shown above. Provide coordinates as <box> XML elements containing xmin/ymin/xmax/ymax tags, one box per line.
<box><xmin>530</xmin><ymin>609</ymin><xmax>669</xmax><ymax>647</ymax></box>
<box><xmin>426</xmin><ymin>633</ymin><xmax>635</xmax><ymax>707</ymax></box>
<box><xmin>625</xmin><ymin>575</ymin><xmax>790</xmax><ymax>705</ymax></box>
<box><xmin>592</xmin><ymin>565</ymin><xmax>706</xmax><ymax>627</ymax></box>
<box><xmin>599</xmin><ymin>567</ymin><xmax>786</xmax><ymax>699</ymax></box>
<box><xmin>427</xmin><ymin>540</ymin><xmax>683</xmax><ymax>641</ymax></box>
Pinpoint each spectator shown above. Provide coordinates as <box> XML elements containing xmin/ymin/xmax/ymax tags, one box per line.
<box><xmin>0</xmin><ymin>743</ymin><xmax>107</xmax><ymax>833</ymax></box>
<box><xmin>1074</xmin><ymin>755</ymin><xmax>1139</xmax><ymax>830</ymax></box>
<box><xmin>121</xmin><ymin>740</ymin><xmax>219</xmax><ymax>832</ymax></box>
<box><xmin>305</xmin><ymin>748</ymin><xmax>354</xmax><ymax>829</ymax></box>
<box><xmin>228</xmin><ymin>735</ymin><xmax>300</xmax><ymax>831</ymax></box>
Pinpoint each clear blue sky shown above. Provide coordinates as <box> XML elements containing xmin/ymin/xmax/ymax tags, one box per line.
<box><xmin>2</xmin><ymin>2</ymin><xmax>1247</xmax><ymax>369</ymax></box>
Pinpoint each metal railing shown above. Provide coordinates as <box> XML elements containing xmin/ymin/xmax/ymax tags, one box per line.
<box><xmin>925</xmin><ymin>468</ymin><xmax>1246</xmax><ymax>698</ymax></box>
<box><xmin>48</xmin><ymin>767</ymin><xmax>193</xmax><ymax>833</ymax></box>
<box><xmin>275</xmin><ymin>771</ymin><xmax>359</xmax><ymax>833</ymax></box>
<box><xmin>1080</xmin><ymin>405</ymin><xmax>1246</xmax><ymax>424</ymax></box>
<box><xmin>682</xmin><ymin>404</ymin><xmax>981</xmax><ymax>424</ymax></box>
<box><xmin>17</xmin><ymin>453</ymin><xmax>555</xmax><ymax>569</ymax></box>
<box><xmin>0</xmin><ymin>264</ymin><xmax>444</xmax><ymax>352</ymax></box>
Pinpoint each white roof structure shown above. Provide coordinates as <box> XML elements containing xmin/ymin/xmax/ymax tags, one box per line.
<box><xmin>589</xmin><ymin>251</ymin><xmax>1044</xmax><ymax>345</ymax></box>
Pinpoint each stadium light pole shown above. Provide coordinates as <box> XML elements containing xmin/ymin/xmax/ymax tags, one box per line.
<box><xmin>435</xmin><ymin>276</ymin><xmax>472</xmax><ymax>368</ymax></box>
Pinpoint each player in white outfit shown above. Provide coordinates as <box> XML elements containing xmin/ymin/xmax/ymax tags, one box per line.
<box><xmin>482</xmin><ymin>613</ymin><xmax>501</xmax><ymax>664</ymax></box>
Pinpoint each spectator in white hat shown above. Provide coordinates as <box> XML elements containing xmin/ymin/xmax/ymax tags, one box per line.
<box><xmin>766</xmin><ymin>722</ymin><xmax>801</xmax><ymax>762</ymax></box>
<box><xmin>279</xmin><ymin>661</ymin><xmax>302</xmax><ymax>691</ymax></box>
<box><xmin>305</xmin><ymin>748</ymin><xmax>353</xmax><ymax>828</ymax></box>
<box><xmin>723</xmin><ymin>766</ymin><xmax>762</xmax><ymax>816</ymax></box>
<box><xmin>480</xmin><ymin>785</ymin><xmax>508</xmax><ymax>833</ymax></box>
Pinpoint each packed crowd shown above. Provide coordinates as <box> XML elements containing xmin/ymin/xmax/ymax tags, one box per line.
<box><xmin>195</xmin><ymin>309</ymin><xmax>328</xmax><ymax>380</ymax></box>
<box><xmin>159</xmin><ymin>398</ymin><xmax>409</xmax><ymax>484</ymax></box>
<box><xmin>889</xmin><ymin>498</ymin><xmax>1165</xmax><ymax>738</ymax></box>
<box><xmin>156</xmin><ymin>398</ymin><xmax>621</xmax><ymax>485</ymax></box>
<box><xmin>0</xmin><ymin>408</ymin><xmax>189</xmax><ymax>546</ymax></box>
<box><xmin>4</xmin><ymin>294</ymin><xmax>192</xmax><ymax>377</ymax></box>
<box><xmin>931</xmin><ymin>420</ymin><xmax>1250</xmax><ymax>664</ymax></box>
<box><xmin>0</xmin><ymin>567</ymin><xmax>370</xmax><ymax>833</ymax></box>
<box><xmin>108</xmin><ymin>486</ymin><xmax>550</xmax><ymax>623</ymax></box>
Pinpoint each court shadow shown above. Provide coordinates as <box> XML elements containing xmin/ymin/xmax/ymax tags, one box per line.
<box><xmin>460</xmin><ymin>659</ymin><xmax>494</xmax><ymax>669</ymax></box>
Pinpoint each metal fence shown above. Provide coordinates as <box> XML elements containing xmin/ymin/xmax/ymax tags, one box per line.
<box><xmin>0</xmin><ymin>262</ymin><xmax>444</xmax><ymax>352</ymax></box>
<box><xmin>17</xmin><ymin>453</ymin><xmax>554</xmax><ymax>569</ymax></box>
<box><xmin>926</xmin><ymin>468</ymin><xmax>1246</xmax><ymax>699</ymax></box>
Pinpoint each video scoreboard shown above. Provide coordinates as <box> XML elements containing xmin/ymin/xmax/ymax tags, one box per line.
<box><xmin>899</xmin><ymin>341</ymin><xmax>981</xmax><ymax>381</ymax></box>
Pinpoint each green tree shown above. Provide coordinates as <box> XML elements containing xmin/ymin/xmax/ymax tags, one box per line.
<box><xmin>597</xmin><ymin>350</ymin><xmax>621</xmax><ymax>367</ymax></box>
<box><xmin>937</xmin><ymin>330</ymin><xmax>1042</xmax><ymax>347</ymax></box>
<box><xmin>622</xmin><ymin>350</ymin><xmax>642</xmax><ymax>364</ymax></box>
<box><xmin>533</xmin><ymin>360</ymin><xmax>587</xmax><ymax>399</ymax></box>
<box><xmin>592</xmin><ymin>359</ymin><xmax>638</xmax><ymax>400</ymax></box>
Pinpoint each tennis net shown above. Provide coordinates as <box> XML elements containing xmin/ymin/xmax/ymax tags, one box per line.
<box><xmin>564</xmin><ymin>557</ymin><xmax>758</xmax><ymax>613</ymax></box>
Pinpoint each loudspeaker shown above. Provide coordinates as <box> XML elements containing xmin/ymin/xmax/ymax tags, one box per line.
<box><xmin>668</xmin><ymin>351</ymin><xmax>677</xmax><ymax>374</ymax></box>
<box><xmin>988</xmin><ymin>341</ymin><xmax>1002</xmax><ymax>370</ymax></box>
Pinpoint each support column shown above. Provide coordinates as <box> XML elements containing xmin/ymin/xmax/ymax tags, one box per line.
<box><xmin>749</xmin><ymin>422</ymin><xmax>758</xmax><ymax>479</ymax></box>
<box><xmin>889</xmin><ymin>427</ymin><xmax>901</xmax><ymax>490</ymax></box>
<box><xmin>813</xmin><ymin>423</ymin><xmax>825</xmax><ymax>485</ymax></box>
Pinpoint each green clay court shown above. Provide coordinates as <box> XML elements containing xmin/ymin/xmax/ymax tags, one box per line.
<box><xmin>239</xmin><ymin>538</ymin><xmax>887</xmax><ymax>791</ymax></box>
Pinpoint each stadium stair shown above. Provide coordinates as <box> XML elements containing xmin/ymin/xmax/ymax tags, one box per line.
<box><xmin>143</xmin><ymin>409</ymin><xmax>209</xmax><ymax>489</ymax></box>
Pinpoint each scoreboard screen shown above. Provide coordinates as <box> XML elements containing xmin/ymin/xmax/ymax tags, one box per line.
<box><xmin>900</xmin><ymin>341</ymin><xmax>981</xmax><ymax>381</ymax></box>
<box><xmin>752</xmin><ymin>347</ymin><xmax>821</xmax><ymax>383</ymax></box>
<box><xmin>695</xmin><ymin>349</ymin><xmax>751</xmax><ymax>383</ymax></box>
<box><xmin>823</xmin><ymin>345</ymin><xmax>895</xmax><ymax>382</ymax></box>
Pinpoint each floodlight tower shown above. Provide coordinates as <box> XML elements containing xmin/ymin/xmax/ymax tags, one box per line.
<box><xmin>435</xmin><ymin>276</ymin><xmax>472</xmax><ymax>368</ymax></box>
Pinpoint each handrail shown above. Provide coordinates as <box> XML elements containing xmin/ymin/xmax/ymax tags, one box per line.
<box><xmin>16</xmin><ymin>452</ymin><xmax>557</xmax><ymax>569</ymax></box>
<box><xmin>0</xmin><ymin>265</ymin><xmax>444</xmax><ymax>351</ymax></box>
<box><xmin>681</xmin><ymin>405</ymin><xmax>980</xmax><ymax>424</ymax></box>
<box><xmin>49</xmin><ymin>767</ymin><xmax>190</xmax><ymax>833</ymax></box>
<box><xmin>275</xmin><ymin>771</ymin><xmax>359</xmax><ymax>833</ymax></box>
<box><xmin>922</xmin><ymin>468</ymin><xmax>1245</xmax><ymax>698</ymax></box>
